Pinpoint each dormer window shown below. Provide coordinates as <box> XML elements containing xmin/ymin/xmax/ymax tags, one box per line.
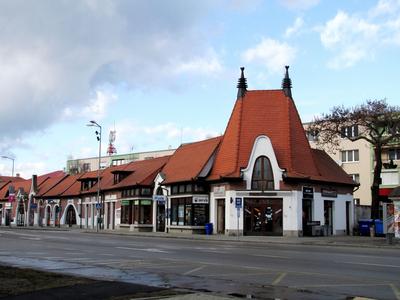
<box><xmin>251</xmin><ymin>156</ymin><xmax>274</xmax><ymax>191</ymax></box>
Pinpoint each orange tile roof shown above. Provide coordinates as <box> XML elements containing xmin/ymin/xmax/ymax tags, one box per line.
<box><xmin>208</xmin><ymin>90</ymin><xmax>354</xmax><ymax>185</ymax></box>
<box><xmin>162</xmin><ymin>137</ymin><xmax>222</xmax><ymax>184</ymax></box>
<box><xmin>42</xmin><ymin>174</ymin><xmax>83</xmax><ymax>198</ymax></box>
<box><xmin>309</xmin><ymin>149</ymin><xmax>355</xmax><ymax>185</ymax></box>
<box><xmin>101</xmin><ymin>156</ymin><xmax>171</xmax><ymax>191</ymax></box>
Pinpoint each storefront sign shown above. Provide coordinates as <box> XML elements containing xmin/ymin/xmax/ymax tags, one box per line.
<box><xmin>213</xmin><ymin>186</ymin><xmax>226</xmax><ymax>197</ymax></box>
<box><xmin>5</xmin><ymin>203</ymin><xmax>11</xmax><ymax>208</ymax></box>
<box><xmin>302</xmin><ymin>187</ymin><xmax>314</xmax><ymax>199</ymax></box>
<box><xmin>152</xmin><ymin>195</ymin><xmax>166</xmax><ymax>203</ymax></box>
<box><xmin>192</xmin><ymin>195</ymin><xmax>209</xmax><ymax>204</ymax></box>
<box><xmin>321</xmin><ymin>188</ymin><xmax>337</xmax><ymax>198</ymax></box>
<box><xmin>121</xmin><ymin>200</ymin><xmax>130</xmax><ymax>206</ymax></box>
<box><xmin>141</xmin><ymin>200</ymin><xmax>152</xmax><ymax>205</ymax></box>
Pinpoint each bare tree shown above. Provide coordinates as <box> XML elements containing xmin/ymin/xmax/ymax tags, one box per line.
<box><xmin>309</xmin><ymin>99</ymin><xmax>400</xmax><ymax>219</ymax></box>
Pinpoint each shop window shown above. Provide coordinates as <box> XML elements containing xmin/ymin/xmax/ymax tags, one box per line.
<box><xmin>251</xmin><ymin>156</ymin><xmax>274</xmax><ymax>190</ymax></box>
<box><xmin>171</xmin><ymin>197</ymin><xmax>209</xmax><ymax>226</ymax></box>
<box><xmin>120</xmin><ymin>203</ymin><xmax>131</xmax><ymax>224</ymax></box>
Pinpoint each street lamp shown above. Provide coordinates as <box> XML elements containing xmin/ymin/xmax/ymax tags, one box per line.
<box><xmin>1</xmin><ymin>155</ymin><xmax>15</xmax><ymax>177</ymax></box>
<box><xmin>87</xmin><ymin>120</ymin><xmax>102</xmax><ymax>232</ymax></box>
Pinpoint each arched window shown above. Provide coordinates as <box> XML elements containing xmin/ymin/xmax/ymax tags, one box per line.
<box><xmin>251</xmin><ymin>156</ymin><xmax>274</xmax><ymax>190</ymax></box>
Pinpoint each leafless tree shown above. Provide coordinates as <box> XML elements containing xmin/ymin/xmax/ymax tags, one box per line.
<box><xmin>309</xmin><ymin>99</ymin><xmax>400</xmax><ymax>219</ymax></box>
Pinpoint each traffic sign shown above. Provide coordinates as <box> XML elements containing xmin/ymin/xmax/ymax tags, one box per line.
<box><xmin>96</xmin><ymin>203</ymin><xmax>102</xmax><ymax>210</ymax></box>
<box><xmin>152</xmin><ymin>195</ymin><xmax>166</xmax><ymax>203</ymax></box>
<box><xmin>235</xmin><ymin>197</ymin><xmax>242</xmax><ymax>208</ymax></box>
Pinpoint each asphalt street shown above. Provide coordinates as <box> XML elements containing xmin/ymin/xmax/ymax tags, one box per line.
<box><xmin>0</xmin><ymin>228</ymin><xmax>399</xmax><ymax>299</ymax></box>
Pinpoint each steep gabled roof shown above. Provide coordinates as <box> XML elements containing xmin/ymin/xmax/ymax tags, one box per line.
<box><xmin>162</xmin><ymin>136</ymin><xmax>222</xmax><ymax>184</ymax></box>
<box><xmin>209</xmin><ymin>90</ymin><xmax>319</xmax><ymax>180</ymax></box>
<box><xmin>309</xmin><ymin>149</ymin><xmax>355</xmax><ymax>185</ymax></box>
<box><xmin>208</xmin><ymin>89</ymin><xmax>354</xmax><ymax>186</ymax></box>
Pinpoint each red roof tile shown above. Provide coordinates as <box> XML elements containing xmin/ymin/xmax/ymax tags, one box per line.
<box><xmin>162</xmin><ymin>137</ymin><xmax>222</xmax><ymax>184</ymax></box>
<box><xmin>101</xmin><ymin>156</ymin><xmax>171</xmax><ymax>191</ymax></box>
<box><xmin>42</xmin><ymin>174</ymin><xmax>83</xmax><ymax>198</ymax></box>
<box><xmin>208</xmin><ymin>90</ymin><xmax>353</xmax><ymax>185</ymax></box>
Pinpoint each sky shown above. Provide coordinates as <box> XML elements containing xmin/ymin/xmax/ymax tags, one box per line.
<box><xmin>0</xmin><ymin>0</ymin><xmax>399</xmax><ymax>178</ymax></box>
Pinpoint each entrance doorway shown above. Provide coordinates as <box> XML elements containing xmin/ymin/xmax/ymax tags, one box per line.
<box><xmin>244</xmin><ymin>198</ymin><xmax>283</xmax><ymax>236</ymax></box>
<box><xmin>66</xmin><ymin>205</ymin><xmax>76</xmax><ymax>227</ymax></box>
<box><xmin>46</xmin><ymin>206</ymin><xmax>51</xmax><ymax>226</ymax></box>
<box><xmin>324</xmin><ymin>201</ymin><xmax>333</xmax><ymax>235</ymax></box>
<box><xmin>302</xmin><ymin>199</ymin><xmax>313</xmax><ymax>236</ymax></box>
<box><xmin>17</xmin><ymin>203</ymin><xmax>25</xmax><ymax>226</ymax></box>
<box><xmin>156</xmin><ymin>203</ymin><xmax>165</xmax><ymax>232</ymax></box>
<box><xmin>346</xmin><ymin>201</ymin><xmax>351</xmax><ymax>235</ymax></box>
<box><xmin>217</xmin><ymin>199</ymin><xmax>225</xmax><ymax>234</ymax></box>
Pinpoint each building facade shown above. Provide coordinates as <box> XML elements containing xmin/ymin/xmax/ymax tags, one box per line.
<box><xmin>1</xmin><ymin>67</ymin><xmax>356</xmax><ymax>237</ymax></box>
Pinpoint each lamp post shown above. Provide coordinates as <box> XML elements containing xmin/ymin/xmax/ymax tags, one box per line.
<box><xmin>87</xmin><ymin>120</ymin><xmax>102</xmax><ymax>233</ymax></box>
<box><xmin>1</xmin><ymin>155</ymin><xmax>15</xmax><ymax>177</ymax></box>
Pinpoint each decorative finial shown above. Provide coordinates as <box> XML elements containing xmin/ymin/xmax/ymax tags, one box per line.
<box><xmin>237</xmin><ymin>67</ymin><xmax>247</xmax><ymax>99</ymax></box>
<box><xmin>282</xmin><ymin>65</ymin><xmax>292</xmax><ymax>98</ymax></box>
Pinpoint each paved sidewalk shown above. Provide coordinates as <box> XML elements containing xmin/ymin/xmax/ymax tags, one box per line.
<box><xmin>2</xmin><ymin>225</ymin><xmax>399</xmax><ymax>249</ymax></box>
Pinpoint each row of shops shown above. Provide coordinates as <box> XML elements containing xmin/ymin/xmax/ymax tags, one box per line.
<box><xmin>0</xmin><ymin>67</ymin><xmax>358</xmax><ymax>236</ymax></box>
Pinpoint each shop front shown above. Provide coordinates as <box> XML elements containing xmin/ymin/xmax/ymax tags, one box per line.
<box><xmin>169</xmin><ymin>195</ymin><xmax>209</xmax><ymax>234</ymax></box>
<box><xmin>119</xmin><ymin>198</ymin><xmax>153</xmax><ymax>231</ymax></box>
<box><xmin>243</xmin><ymin>198</ymin><xmax>283</xmax><ymax>236</ymax></box>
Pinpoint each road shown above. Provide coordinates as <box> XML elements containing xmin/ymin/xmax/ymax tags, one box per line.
<box><xmin>0</xmin><ymin>229</ymin><xmax>399</xmax><ymax>299</ymax></box>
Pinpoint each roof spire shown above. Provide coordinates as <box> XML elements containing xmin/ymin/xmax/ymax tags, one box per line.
<box><xmin>237</xmin><ymin>67</ymin><xmax>247</xmax><ymax>99</ymax></box>
<box><xmin>282</xmin><ymin>65</ymin><xmax>292</xmax><ymax>98</ymax></box>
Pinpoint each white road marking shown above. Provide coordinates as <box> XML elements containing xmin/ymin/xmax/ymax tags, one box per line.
<box><xmin>116</xmin><ymin>246</ymin><xmax>169</xmax><ymax>253</ymax></box>
<box><xmin>272</xmin><ymin>272</ymin><xmax>287</xmax><ymax>285</ymax></box>
<box><xmin>342</xmin><ymin>261</ymin><xmax>400</xmax><ymax>268</ymax></box>
<box><xmin>252</xmin><ymin>254</ymin><xmax>289</xmax><ymax>259</ymax></box>
<box><xmin>183</xmin><ymin>265</ymin><xmax>206</xmax><ymax>275</ymax></box>
<box><xmin>20</xmin><ymin>237</ymin><xmax>41</xmax><ymax>241</ymax></box>
<box><xmin>390</xmin><ymin>284</ymin><xmax>400</xmax><ymax>300</ymax></box>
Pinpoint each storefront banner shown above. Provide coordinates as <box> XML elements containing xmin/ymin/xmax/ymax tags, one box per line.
<box><xmin>383</xmin><ymin>203</ymin><xmax>395</xmax><ymax>234</ymax></box>
<box><xmin>394</xmin><ymin>201</ymin><xmax>400</xmax><ymax>239</ymax></box>
<box><xmin>121</xmin><ymin>200</ymin><xmax>130</xmax><ymax>206</ymax></box>
<box><xmin>193</xmin><ymin>195</ymin><xmax>209</xmax><ymax>204</ymax></box>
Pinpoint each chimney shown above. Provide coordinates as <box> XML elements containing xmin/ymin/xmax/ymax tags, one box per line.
<box><xmin>237</xmin><ymin>67</ymin><xmax>247</xmax><ymax>99</ymax></box>
<box><xmin>282</xmin><ymin>65</ymin><xmax>292</xmax><ymax>98</ymax></box>
<box><xmin>31</xmin><ymin>174</ymin><xmax>38</xmax><ymax>194</ymax></box>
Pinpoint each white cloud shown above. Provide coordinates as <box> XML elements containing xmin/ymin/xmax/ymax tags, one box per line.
<box><xmin>82</xmin><ymin>90</ymin><xmax>117</xmax><ymax>120</ymax></box>
<box><xmin>279</xmin><ymin>0</ymin><xmax>320</xmax><ymax>10</ymax></box>
<box><xmin>285</xmin><ymin>17</ymin><xmax>304</xmax><ymax>38</ymax></box>
<box><xmin>369</xmin><ymin>0</ymin><xmax>400</xmax><ymax>17</ymax></box>
<box><xmin>318</xmin><ymin>11</ymin><xmax>379</xmax><ymax>69</ymax></box>
<box><xmin>318</xmin><ymin>1</ymin><xmax>400</xmax><ymax>69</ymax></box>
<box><xmin>0</xmin><ymin>1</ymin><xmax>217</xmax><ymax>152</ymax></box>
<box><xmin>242</xmin><ymin>38</ymin><xmax>296</xmax><ymax>73</ymax></box>
<box><xmin>175</xmin><ymin>50</ymin><xmax>223</xmax><ymax>75</ymax></box>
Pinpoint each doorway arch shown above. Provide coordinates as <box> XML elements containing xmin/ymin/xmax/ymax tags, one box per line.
<box><xmin>66</xmin><ymin>205</ymin><xmax>77</xmax><ymax>227</ymax></box>
<box><xmin>46</xmin><ymin>205</ymin><xmax>51</xmax><ymax>226</ymax></box>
